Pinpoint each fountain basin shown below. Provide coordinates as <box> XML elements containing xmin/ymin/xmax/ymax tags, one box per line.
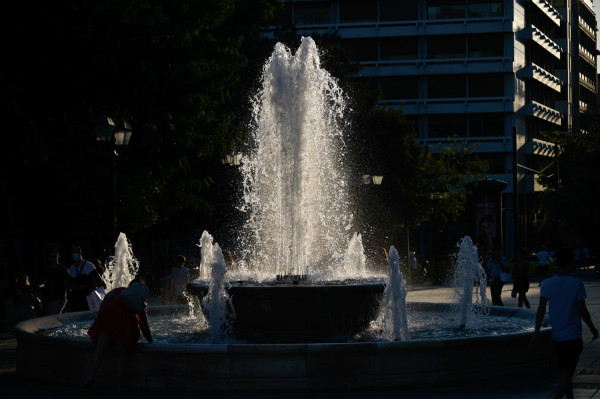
<box><xmin>187</xmin><ymin>279</ymin><xmax>386</xmax><ymax>342</ymax></box>
<box><xmin>15</xmin><ymin>304</ymin><xmax>556</xmax><ymax>392</ymax></box>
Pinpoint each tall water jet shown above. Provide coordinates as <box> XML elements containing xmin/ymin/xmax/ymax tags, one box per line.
<box><xmin>380</xmin><ymin>246</ymin><xmax>410</xmax><ymax>341</ymax></box>
<box><xmin>238</xmin><ymin>36</ymin><xmax>355</xmax><ymax>280</ymax></box>
<box><xmin>102</xmin><ymin>232</ymin><xmax>139</xmax><ymax>291</ymax></box>
<box><xmin>187</xmin><ymin>37</ymin><xmax>386</xmax><ymax>341</ymax></box>
<box><xmin>452</xmin><ymin>236</ymin><xmax>488</xmax><ymax>328</ymax></box>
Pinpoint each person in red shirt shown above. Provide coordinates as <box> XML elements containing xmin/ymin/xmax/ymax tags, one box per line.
<box><xmin>84</xmin><ymin>278</ymin><xmax>153</xmax><ymax>390</ymax></box>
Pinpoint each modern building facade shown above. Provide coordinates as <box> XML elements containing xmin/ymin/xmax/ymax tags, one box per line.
<box><xmin>269</xmin><ymin>0</ymin><xmax>598</xmax><ymax>259</ymax></box>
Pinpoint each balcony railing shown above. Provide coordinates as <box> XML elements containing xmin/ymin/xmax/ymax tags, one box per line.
<box><xmin>519</xmin><ymin>26</ymin><xmax>563</xmax><ymax>59</ymax></box>
<box><xmin>521</xmin><ymin>0</ymin><xmax>562</xmax><ymax>26</ymax></box>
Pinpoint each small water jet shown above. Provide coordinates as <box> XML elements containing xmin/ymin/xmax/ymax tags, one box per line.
<box><xmin>451</xmin><ymin>236</ymin><xmax>489</xmax><ymax>328</ymax></box>
<box><xmin>379</xmin><ymin>246</ymin><xmax>410</xmax><ymax>341</ymax></box>
<box><xmin>102</xmin><ymin>232</ymin><xmax>139</xmax><ymax>291</ymax></box>
<box><xmin>198</xmin><ymin>231</ymin><xmax>233</xmax><ymax>342</ymax></box>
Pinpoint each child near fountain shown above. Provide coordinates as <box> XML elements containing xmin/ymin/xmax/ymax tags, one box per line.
<box><xmin>84</xmin><ymin>278</ymin><xmax>153</xmax><ymax>390</ymax></box>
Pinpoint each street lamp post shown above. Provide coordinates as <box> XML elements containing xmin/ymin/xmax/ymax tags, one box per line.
<box><xmin>94</xmin><ymin>115</ymin><xmax>133</xmax><ymax>239</ymax></box>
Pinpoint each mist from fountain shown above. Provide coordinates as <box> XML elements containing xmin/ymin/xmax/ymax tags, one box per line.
<box><xmin>451</xmin><ymin>236</ymin><xmax>489</xmax><ymax>328</ymax></box>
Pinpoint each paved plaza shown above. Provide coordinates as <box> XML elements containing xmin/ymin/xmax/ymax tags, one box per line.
<box><xmin>2</xmin><ymin>269</ymin><xmax>600</xmax><ymax>398</ymax></box>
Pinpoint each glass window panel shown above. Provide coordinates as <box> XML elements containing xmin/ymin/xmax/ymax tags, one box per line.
<box><xmin>380</xmin><ymin>0</ymin><xmax>418</xmax><ymax>21</ymax></box>
<box><xmin>340</xmin><ymin>0</ymin><xmax>378</xmax><ymax>23</ymax></box>
<box><xmin>429</xmin><ymin>115</ymin><xmax>467</xmax><ymax>137</ymax></box>
<box><xmin>380</xmin><ymin>76</ymin><xmax>419</xmax><ymax>99</ymax></box>
<box><xmin>380</xmin><ymin>37</ymin><xmax>418</xmax><ymax>61</ymax></box>
<box><xmin>427</xmin><ymin>0</ymin><xmax>466</xmax><ymax>19</ymax></box>
<box><xmin>428</xmin><ymin>75</ymin><xmax>466</xmax><ymax>98</ymax></box>
<box><xmin>468</xmin><ymin>34</ymin><xmax>504</xmax><ymax>57</ymax></box>
<box><xmin>343</xmin><ymin>38</ymin><xmax>378</xmax><ymax>62</ymax></box>
<box><xmin>490</xmin><ymin>2</ymin><xmax>503</xmax><ymax>16</ymax></box>
<box><xmin>469</xmin><ymin>114</ymin><xmax>504</xmax><ymax>137</ymax></box>
<box><xmin>468</xmin><ymin>0</ymin><xmax>504</xmax><ymax>18</ymax></box>
<box><xmin>294</xmin><ymin>2</ymin><xmax>331</xmax><ymax>25</ymax></box>
<box><xmin>428</xmin><ymin>35</ymin><xmax>466</xmax><ymax>59</ymax></box>
<box><xmin>469</xmin><ymin>74</ymin><xmax>504</xmax><ymax>97</ymax></box>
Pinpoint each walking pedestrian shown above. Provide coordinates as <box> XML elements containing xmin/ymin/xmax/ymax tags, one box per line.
<box><xmin>530</xmin><ymin>248</ymin><xmax>599</xmax><ymax>399</ymax></box>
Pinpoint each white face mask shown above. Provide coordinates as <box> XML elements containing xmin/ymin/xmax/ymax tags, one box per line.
<box><xmin>72</xmin><ymin>253</ymin><xmax>81</xmax><ymax>262</ymax></box>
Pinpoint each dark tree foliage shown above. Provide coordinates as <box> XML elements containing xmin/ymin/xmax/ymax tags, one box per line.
<box><xmin>353</xmin><ymin>107</ymin><xmax>487</xmax><ymax>250</ymax></box>
<box><xmin>0</xmin><ymin>0</ymin><xmax>278</xmax><ymax>244</ymax></box>
<box><xmin>538</xmin><ymin>128</ymin><xmax>600</xmax><ymax>247</ymax></box>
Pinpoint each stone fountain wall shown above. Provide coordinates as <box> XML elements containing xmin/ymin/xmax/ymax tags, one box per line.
<box><xmin>15</xmin><ymin>306</ymin><xmax>556</xmax><ymax>392</ymax></box>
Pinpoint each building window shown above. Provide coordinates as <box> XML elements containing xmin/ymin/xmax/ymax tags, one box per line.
<box><xmin>428</xmin><ymin>35</ymin><xmax>466</xmax><ymax>59</ymax></box>
<box><xmin>294</xmin><ymin>2</ymin><xmax>331</xmax><ymax>25</ymax></box>
<box><xmin>468</xmin><ymin>74</ymin><xmax>504</xmax><ymax>97</ymax></box>
<box><xmin>468</xmin><ymin>34</ymin><xmax>504</xmax><ymax>58</ymax></box>
<box><xmin>427</xmin><ymin>0</ymin><xmax>466</xmax><ymax>19</ymax></box>
<box><xmin>380</xmin><ymin>0</ymin><xmax>418</xmax><ymax>21</ymax></box>
<box><xmin>468</xmin><ymin>0</ymin><xmax>503</xmax><ymax>18</ymax></box>
<box><xmin>429</xmin><ymin>115</ymin><xmax>468</xmax><ymax>137</ymax></box>
<box><xmin>429</xmin><ymin>75</ymin><xmax>466</xmax><ymax>98</ymax></box>
<box><xmin>469</xmin><ymin>113</ymin><xmax>504</xmax><ymax>137</ymax></box>
<box><xmin>380</xmin><ymin>37</ymin><xmax>418</xmax><ymax>61</ymax></box>
<box><xmin>340</xmin><ymin>0</ymin><xmax>378</xmax><ymax>23</ymax></box>
<box><xmin>380</xmin><ymin>76</ymin><xmax>419</xmax><ymax>99</ymax></box>
<box><xmin>343</xmin><ymin>38</ymin><xmax>378</xmax><ymax>62</ymax></box>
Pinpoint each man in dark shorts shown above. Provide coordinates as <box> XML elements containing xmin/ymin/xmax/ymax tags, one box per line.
<box><xmin>531</xmin><ymin>248</ymin><xmax>598</xmax><ymax>399</ymax></box>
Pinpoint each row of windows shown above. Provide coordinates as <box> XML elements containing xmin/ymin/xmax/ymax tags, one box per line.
<box><xmin>359</xmin><ymin>74</ymin><xmax>505</xmax><ymax>100</ymax></box>
<box><xmin>528</xmin><ymin>82</ymin><xmax>561</xmax><ymax>108</ymax></box>
<box><xmin>344</xmin><ymin>34</ymin><xmax>504</xmax><ymax>62</ymax></box>
<box><xmin>428</xmin><ymin>113</ymin><xmax>505</xmax><ymax>138</ymax></box>
<box><xmin>276</xmin><ymin>0</ymin><xmax>504</xmax><ymax>26</ymax></box>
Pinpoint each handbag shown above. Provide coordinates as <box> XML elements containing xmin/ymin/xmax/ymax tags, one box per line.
<box><xmin>500</xmin><ymin>272</ymin><xmax>513</xmax><ymax>283</ymax></box>
<box><xmin>86</xmin><ymin>287</ymin><xmax>106</xmax><ymax>312</ymax></box>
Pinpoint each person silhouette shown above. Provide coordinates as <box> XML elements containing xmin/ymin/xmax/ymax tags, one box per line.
<box><xmin>530</xmin><ymin>248</ymin><xmax>599</xmax><ymax>399</ymax></box>
<box><xmin>85</xmin><ymin>278</ymin><xmax>153</xmax><ymax>390</ymax></box>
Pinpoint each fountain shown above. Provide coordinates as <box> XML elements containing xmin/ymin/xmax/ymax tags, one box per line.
<box><xmin>187</xmin><ymin>36</ymin><xmax>385</xmax><ymax>342</ymax></box>
<box><xmin>14</xmin><ymin>37</ymin><xmax>556</xmax><ymax>392</ymax></box>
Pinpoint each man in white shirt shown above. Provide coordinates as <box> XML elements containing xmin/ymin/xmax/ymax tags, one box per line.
<box><xmin>67</xmin><ymin>246</ymin><xmax>103</xmax><ymax>312</ymax></box>
<box><xmin>531</xmin><ymin>248</ymin><xmax>598</xmax><ymax>399</ymax></box>
<box><xmin>537</xmin><ymin>246</ymin><xmax>551</xmax><ymax>286</ymax></box>
<box><xmin>169</xmin><ymin>254</ymin><xmax>191</xmax><ymax>304</ymax></box>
